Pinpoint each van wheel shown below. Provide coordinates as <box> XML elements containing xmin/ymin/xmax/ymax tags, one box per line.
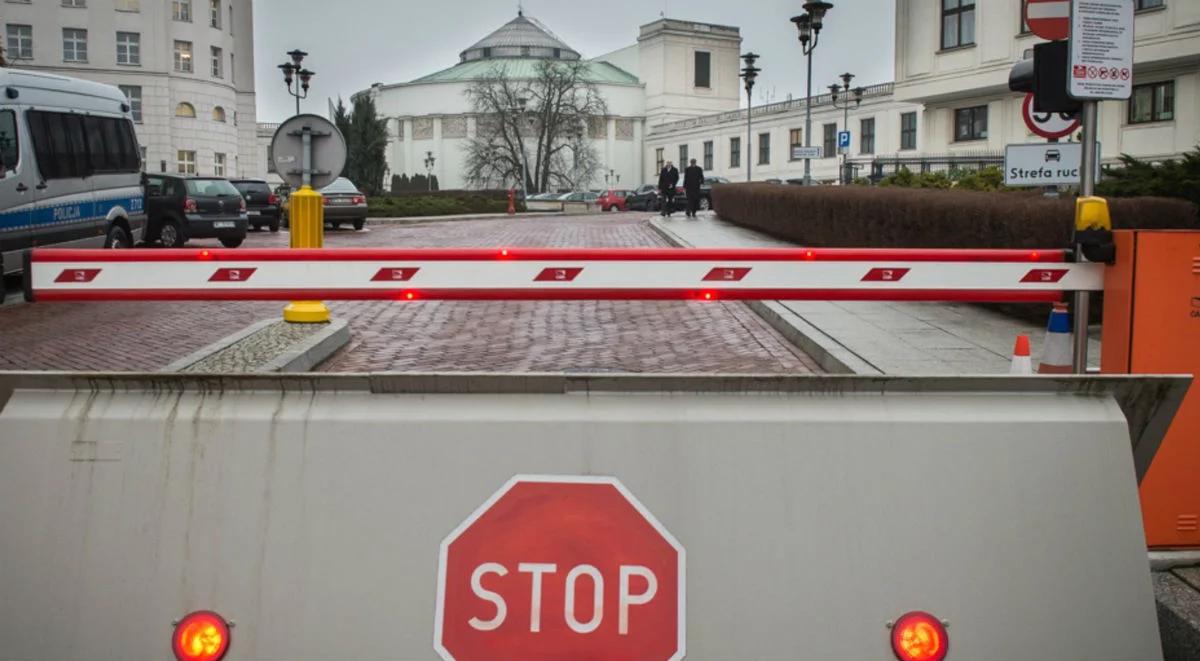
<box><xmin>219</xmin><ymin>237</ymin><xmax>244</xmax><ymax>248</ymax></box>
<box><xmin>104</xmin><ymin>224</ymin><xmax>131</xmax><ymax>249</ymax></box>
<box><xmin>159</xmin><ymin>218</ymin><xmax>186</xmax><ymax>248</ymax></box>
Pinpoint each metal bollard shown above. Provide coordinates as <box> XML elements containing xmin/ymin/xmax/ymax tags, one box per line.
<box><xmin>283</xmin><ymin>185</ymin><xmax>330</xmax><ymax>323</ymax></box>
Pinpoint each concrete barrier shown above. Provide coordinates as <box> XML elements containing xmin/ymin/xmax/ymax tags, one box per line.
<box><xmin>0</xmin><ymin>373</ymin><xmax>1186</xmax><ymax>661</ymax></box>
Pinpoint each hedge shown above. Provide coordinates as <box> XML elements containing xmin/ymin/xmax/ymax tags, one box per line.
<box><xmin>367</xmin><ymin>194</ymin><xmax>524</xmax><ymax>218</ymax></box>
<box><xmin>711</xmin><ymin>184</ymin><xmax>1198</xmax><ymax>249</ymax></box>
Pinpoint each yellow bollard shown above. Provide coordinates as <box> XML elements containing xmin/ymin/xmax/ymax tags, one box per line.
<box><xmin>282</xmin><ymin>185</ymin><xmax>331</xmax><ymax>323</ymax></box>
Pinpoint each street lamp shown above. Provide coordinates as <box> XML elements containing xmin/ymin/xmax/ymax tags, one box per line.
<box><xmin>792</xmin><ymin>1</ymin><xmax>833</xmax><ymax>186</ymax></box>
<box><xmin>739</xmin><ymin>52</ymin><xmax>760</xmax><ymax>183</ymax></box>
<box><xmin>424</xmin><ymin>151</ymin><xmax>436</xmax><ymax>192</ymax></box>
<box><xmin>278</xmin><ymin>49</ymin><xmax>313</xmax><ymax>117</ymax></box>
<box><xmin>510</xmin><ymin>96</ymin><xmax>534</xmax><ymax>194</ymax></box>
<box><xmin>829</xmin><ymin>73</ymin><xmax>864</xmax><ymax>185</ymax></box>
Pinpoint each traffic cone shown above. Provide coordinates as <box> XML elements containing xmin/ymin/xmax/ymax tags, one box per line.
<box><xmin>1010</xmin><ymin>335</ymin><xmax>1033</xmax><ymax>375</ymax></box>
<box><xmin>1038</xmin><ymin>303</ymin><xmax>1074</xmax><ymax>374</ymax></box>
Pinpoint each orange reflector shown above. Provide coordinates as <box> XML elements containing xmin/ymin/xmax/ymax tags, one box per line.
<box><xmin>172</xmin><ymin>611</ymin><xmax>230</xmax><ymax>661</ymax></box>
<box><xmin>891</xmin><ymin>611</ymin><xmax>948</xmax><ymax>661</ymax></box>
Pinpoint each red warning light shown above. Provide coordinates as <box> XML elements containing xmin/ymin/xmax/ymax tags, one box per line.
<box><xmin>1030</xmin><ymin>251</ymin><xmax>1040</xmax><ymax>261</ymax></box>
<box><xmin>890</xmin><ymin>611</ymin><xmax>948</xmax><ymax>661</ymax></box>
<box><xmin>500</xmin><ymin>249</ymin><xmax>510</xmax><ymax>257</ymax></box>
<box><xmin>199</xmin><ymin>250</ymin><xmax>212</xmax><ymax>260</ymax></box>
<box><xmin>171</xmin><ymin>611</ymin><xmax>230</xmax><ymax>661</ymax></box>
<box><xmin>805</xmin><ymin>250</ymin><xmax>815</xmax><ymax>260</ymax></box>
<box><xmin>702</xmin><ymin>292</ymin><xmax>714</xmax><ymax>300</ymax></box>
<box><xmin>405</xmin><ymin>292</ymin><xmax>415</xmax><ymax>300</ymax></box>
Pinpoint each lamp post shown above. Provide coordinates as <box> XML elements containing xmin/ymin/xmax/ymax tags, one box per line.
<box><xmin>424</xmin><ymin>151</ymin><xmax>436</xmax><ymax>192</ymax></box>
<box><xmin>792</xmin><ymin>1</ymin><xmax>833</xmax><ymax>186</ymax></box>
<box><xmin>739</xmin><ymin>52</ymin><xmax>760</xmax><ymax>183</ymax></box>
<box><xmin>510</xmin><ymin>96</ymin><xmax>533</xmax><ymax>195</ymax></box>
<box><xmin>829</xmin><ymin>73</ymin><xmax>863</xmax><ymax>185</ymax></box>
<box><xmin>277</xmin><ymin>49</ymin><xmax>313</xmax><ymax>117</ymax></box>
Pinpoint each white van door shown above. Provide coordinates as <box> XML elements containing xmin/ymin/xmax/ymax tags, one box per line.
<box><xmin>0</xmin><ymin>107</ymin><xmax>33</xmax><ymax>274</ymax></box>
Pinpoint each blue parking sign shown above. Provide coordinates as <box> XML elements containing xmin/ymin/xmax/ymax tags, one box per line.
<box><xmin>838</xmin><ymin>131</ymin><xmax>851</xmax><ymax>149</ymax></box>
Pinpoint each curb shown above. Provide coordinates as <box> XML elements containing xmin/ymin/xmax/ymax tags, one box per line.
<box><xmin>647</xmin><ymin>217</ymin><xmax>878</xmax><ymax>375</ymax></box>
<box><xmin>259</xmin><ymin>319</ymin><xmax>350</xmax><ymax>373</ymax></box>
<box><xmin>162</xmin><ymin>318</ymin><xmax>277</xmax><ymax>373</ymax></box>
<box><xmin>366</xmin><ymin>212</ymin><xmax>564</xmax><ymax>225</ymax></box>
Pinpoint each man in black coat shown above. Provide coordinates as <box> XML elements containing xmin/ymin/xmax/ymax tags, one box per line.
<box><xmin>683</xmin><ymin>158</ymin><xmax>705</xmax><ymax>218</ymax></box>
<box><xmin>657</xmin><ymin>161</ymin><xmax>679</xmax><ymax>217</ymax></box>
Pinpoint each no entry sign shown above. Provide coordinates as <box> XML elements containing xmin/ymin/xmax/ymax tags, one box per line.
<box><xmin>434</xmin><ymin>475</ymin><xmax>685</xmax><ymax>661</ymax></box>
<box><xmin>1025</xmin><ymin>0</ymin><xmax>1070</xmax><ymax>41</ymax></box>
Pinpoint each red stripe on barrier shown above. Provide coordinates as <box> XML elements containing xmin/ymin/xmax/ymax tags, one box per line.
<box><xmin>533</xmin><ymin>268</ymin><xmax>583</xmax><ymax>282</ymax></box>
<box><xmin>28</xmin><ymin>248</ymin><xmax>1072</xmax><ymax>264</ymax></box>
<box><xmin>861</xmin><ymin>268</ymin><xmax>911</xmax><ymax>282</ymax></box>
<box><xmin>371</xmin><ymin>268</ymin><xmax>421</xmax><ymax>282</ymax></box>
<box><xmin>703</xmin><ymin>268</ymin><xmax>752</xmax><ymax>282</ymax></box>
<box><xmin>209</xmin><ymin>267</ymin><xmax>257</xmax><ymax>282</ymax></box>
<box><xmin>29</xmin><ymin>288</ymin><xmax>1068</xmax><ymax>303</ymax></box>
<box><xmin>1020</xmin><ymin>269</ymin><xmax>1069</xmax><ymax>283</ymax></box>
<box><xmin>54</xmin><ymin>268</ymin><xmax>101</xmax><ymax>283</ymax></box>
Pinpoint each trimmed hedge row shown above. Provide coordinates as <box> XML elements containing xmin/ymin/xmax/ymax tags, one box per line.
<box><xmin>367</xmin><ymin>195</ymin><xmax>523</xmax><ymax>218</ymax></box>
<box><xmin>711</xmin><ymin>184</ymin><xmax>1198</xmax><ymax>249</ymax></box>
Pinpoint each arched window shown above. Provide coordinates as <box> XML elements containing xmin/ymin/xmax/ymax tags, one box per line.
<box><xmin>175</xmin><ymin>102</ymin><xmax>196</xmax><ymax>118</ymax></box>
<box><xmin>212</xmin><ymin>106</ymin><xmax>226</xmax><ymax>122</ymax></box>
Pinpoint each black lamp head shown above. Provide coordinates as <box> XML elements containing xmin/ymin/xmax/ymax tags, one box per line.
<box><xmin>804</xmin><ymin>1</ymin><xmax>834</xmax><ymax>30</ymax></box>
<box><xmin>791</xmin><ymin>15</ymin><xmax>811</xmax><ymax>44</ymax></box>
<box><xmin>287</xmin><ymin>49</ymin><xmax>307</xmax><ymax>66</ymax></box>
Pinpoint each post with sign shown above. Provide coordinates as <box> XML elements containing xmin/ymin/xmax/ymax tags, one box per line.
<box><xmin>270</xmin><ymin>114</ymin><xmax>347</xmax><ymax>323</ymax></box>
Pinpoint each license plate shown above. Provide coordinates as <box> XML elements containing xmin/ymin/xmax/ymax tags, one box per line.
<box><xmin>247</xmin><ymin>210</ymin><xmax>260</xmax><ymax>216</ymax></box>
<box><xmin>330</xmin><ymin>199</ymin><xmax>348</xmax><ymax>205</ymax></box>
<box><xmin>213</xmin><ymin>221</ymin><xmax>235</xmax><ymax>229</ymax></box>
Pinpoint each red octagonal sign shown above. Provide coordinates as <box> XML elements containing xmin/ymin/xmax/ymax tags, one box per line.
<box><xmin>435</xmin><ymin>475</ymin><xmax>685</xmax><ymax>661</ymax></box>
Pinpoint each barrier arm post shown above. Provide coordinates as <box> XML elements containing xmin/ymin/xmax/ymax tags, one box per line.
<box><xmin>283</xmin><ymin>125</ymin><xmax>331</xmax><ymax>324</ymax></box>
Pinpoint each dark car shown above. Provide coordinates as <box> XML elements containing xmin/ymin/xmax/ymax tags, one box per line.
<box><xmin>230</xmin><ymin>178</ymin><xmax>281</xmax><ymax>232</ymax></box>
<box><xmin>144</xmin><ymin>174</ymin><xmax>248</xmax><ymax>248</ymax></box>
<box><xmin>321</xmin><ymin>177</ymin><xmax>368</xmax><ymax>231</ymax></box>
<box><xmin>626</xmin><ymin>184</ymin><xmax>662</xmax><ymax>212</ymax></box>
<box><xmin>671</xmin><ymin>176</ymin><xmax>730</xmax><ymax>212</ymax></box>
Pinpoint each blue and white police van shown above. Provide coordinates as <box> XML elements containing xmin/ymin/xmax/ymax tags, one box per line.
<box><xmin>0</xmin><ymin>68</ymin><xmax>145</xmax><ymax>274</ymax></box>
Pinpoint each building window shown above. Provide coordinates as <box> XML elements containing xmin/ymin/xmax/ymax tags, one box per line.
<box><xmin>941</xmin><ymin>0</ymin><xmax>975</xmax><ymax>50</ymax></box>
<box><xmin>730</xmin><ymin>137</ymin><xmax>741</xmax><ymax>169</ymax></box>
<box><xmin>210</xmin><ymin>46</ymin><xmax>223</xmax><ymax>78</ymax></box>
<box><xmin>62</xmin><ymin>28</ymin><xmax>87</xmax><ymax>62</ymax></box>
<box><xmin>212</xmin><ymin>106</ymin><xmax>226</xmax><ymax>122</ymax></box>
<box><xmin>116</xmin><ymin>31</ymin><xmax>140</xmax><ymax>66</ymax></box>
<box><xmin>521</xmin><ymin>46</ymin><xmax>530</xmax><ymax>56</ymax></box>
<box><xmin>822</xmin><ymin>124</ymin><xmax>837</xmax><ymax>158</ymax></box>
<box><xmin>758</xmin><ymin>132</ymin><xmax>770</xmax><ymax>165</ymax></box>
<box><xmin>174</xmin><ymin>40</ymin><xmax>193</xmax><ymax>72</ymax></box>
<box><xmin>954</xmin><ymin>105</ymin><xmax>988</xmax><ymax>141</ymax></box>
<box><xmin>860</xmin><ymin>118</ymin><xmax>875</xmax><ymax>154</ymax></box>
<box><xmin>1136</xmin><ymin>0</ymin><xmax>1163</xmax><ymax>9</ymax></box>
<box><xmin>655</xmin><ymin>148</ymin><xmax>664</xmax><ymax>172</ymax></box>
<box><xmin>213</xmin><ymin>152</ymin><xmax>225</xmax><ymax>176</ymax></box>
<box><xmin>0</xmin><ymin>110</ymin><xmax>19</xmax><ymax>173</ymax></box>
<box><xmin>6</xmin><ymin>25</ymin><xmax>33</xmax><ymax>60</ymax></box>
<box><xmin>678</xmin><ymin>144</ymin><xmax>689</xmax><ymax>165</ymax></box>
<box><xmin>788</xmin><ymin>129</ymin><xmax>803</xmax><ymax>161</ymax></box>
<box><xmin>694</xmin><ymin>51</ymin><xmax>711</xmax><ymax>89</ymax></box>
<box><xmin>119</xmin><ymin>85</ymin><xmax>142</xmax><ymax>123</ymax></box>
<box><xmin>229</xmin><ymin>5</ymin><xmax>233</xmax><ymax>34</ymax></box>
<box><xmin>209</xmin><ymin>0</ymin><xmax>221</xmax><ymax>28</ymax></box>
<box><xmin>62</xmin><ymin>0</ymin><xmax>86</xmax><ymax>7</ymax></box>
<box><xmin>703</xmin><ymin>141</ymin><xmax>713</xmax><ymax>170</ymax></box>
<box><xmin>553</xmin><ymin>48</ymin><xmax>561</xmax><ymax>59</ymax></box>
<box><xmin>230</xmin><ymin>53</ymin><xmax>235</xmax><ymax>84</ymax></box>
<box><xmin>175</xmin><ymin>102</ymin><xmax>196</xmax><ymax>118</ymax></box>
<box><xmin>114</xmin><ymin>0</ymin><xmax>140</xmax><ymax>11</ymax></box>
<box><xmin>177</xmin><ymin>149</ymin><xmax>196</xmax><ymax>175</ymax></box>
<box><xmin>900</xmin><ymin>112</ymin><xmax>918</xmax><ymax>150</ymax></box>
<box><xmin>1129</xmin><ymin>81</ymin><xmax>1174</xmax><ymax>124</ymax></box>
<box><xmin>173</xmin><ymin>0</ymin><xmax>191</xmax><ymax>22</ymax></box>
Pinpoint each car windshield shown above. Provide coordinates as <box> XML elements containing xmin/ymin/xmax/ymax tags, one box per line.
<box><xmin>233</xmin><ymin>181</ymin><xmax>271</xmax><ymax>195</ymax></box>
<box><xmin>184</xmin><ymin>179</ymin><xmax>241</xmax><ymax>197</ymax></box>
<box><xmin>322</xmin><ymin>178</ymin><xmax>361</xmax><ymax>194</ymax></box>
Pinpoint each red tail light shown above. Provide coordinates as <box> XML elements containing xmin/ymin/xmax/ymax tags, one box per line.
<box><xmin>172</xmin><ymin>611</ymin><xmax>230</xmax><ymax>661</ymax></box>
<box><xmin>184</xmin><ymin>198</ymin><xmax>198</xmax><ymax>213</ymax></box>
<box><xmin>239</xmin><ymin>197</ymin><xmax>246</xmax><ymax>212</ymax></box>
<box><xmin>268</xmin><ymin>194</ymin><xmax>279</xmax><ymax>205</ymax></box>
<box><xmin>352</xmin><ymin>195</ymin><xmax>366</xmax><ymax>205</ymax></box>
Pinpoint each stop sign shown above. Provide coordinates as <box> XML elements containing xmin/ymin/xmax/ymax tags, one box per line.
<box><xmin>1025</xmin><ymin>0</ymin><xmax>1070</xmax><ymax>41</ymax></box>
<box><xmin>434</xmin><ymin>476</ymin><xmax>685</xmax><ymax>661</ymax></box>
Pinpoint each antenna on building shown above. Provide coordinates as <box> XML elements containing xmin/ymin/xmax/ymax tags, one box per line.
<box><xmin>517</xmin><ymin>1</ymin><xmax>523</xmax><ymax>16</ymax></box>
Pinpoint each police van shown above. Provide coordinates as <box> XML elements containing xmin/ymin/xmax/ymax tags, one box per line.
<box><xmin>0</xmin><ymin>68</ymin><xmax>145</xmax><ymax>274</ymax></box>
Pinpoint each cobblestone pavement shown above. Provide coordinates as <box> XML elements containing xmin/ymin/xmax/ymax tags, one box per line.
<box><xmin>0</xmin><ymin>214</ymin><xmax>821</xmax><ymax>374</ymax></box>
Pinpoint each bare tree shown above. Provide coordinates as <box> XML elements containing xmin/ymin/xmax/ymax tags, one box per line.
<box><xmin>464</xmin><ymin>59</ymin><xmax>607</xmax><ymax>193</ymax></box>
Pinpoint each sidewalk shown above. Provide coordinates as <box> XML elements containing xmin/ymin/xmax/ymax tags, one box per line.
<box><xmin>367</xmin><ymin>211</ymin><xmax>563</xmax><ymax>225</ymax></box>
<box><xmin>650</xmin><ymin>213</ymin><xmax>1101</xmax><ymax>375</ymax></box>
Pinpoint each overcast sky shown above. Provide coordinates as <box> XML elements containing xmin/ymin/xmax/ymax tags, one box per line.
<box><xmin>253</xmin><ymin>0</ymin><xmax>895</xmax><ymax>123</ymax></box>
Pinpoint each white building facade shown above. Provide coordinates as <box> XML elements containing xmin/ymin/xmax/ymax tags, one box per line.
<box><xmin>3</xmin><ymin>0</ymin><xmax>258</xmax><ymax>177</ymax></box>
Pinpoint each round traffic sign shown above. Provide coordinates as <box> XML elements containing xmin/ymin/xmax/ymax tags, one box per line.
<box><xmin>1022</xmin><ymin>94</ymin><xmax>1080</xmax><ymax>140</ymax></box>
<box><xmin>435</xmin><ymin>475</ymin><xmax>685</xmax><ymax>661</ymax></box>
<box><xmin>269</xmin><ymin>114</ymin><xmax>347</xmax><ymax>190</ymax></box>
<box><xmin>1024</xmin><ymin>0</ymin><xmax>1070</xmax><ymax>41</ymax></box>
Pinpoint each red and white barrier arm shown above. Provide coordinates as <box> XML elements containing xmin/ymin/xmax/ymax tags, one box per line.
<box><xmin>24</xmin><ymin>248</ymin><xmax>1104</xmax><ymax>303</ymax></box>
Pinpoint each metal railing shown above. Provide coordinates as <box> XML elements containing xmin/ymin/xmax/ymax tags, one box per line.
<box><xmin>649</xmin><ymin>83</ymin><xmax>895</xmax><ymax>135</ymax></box>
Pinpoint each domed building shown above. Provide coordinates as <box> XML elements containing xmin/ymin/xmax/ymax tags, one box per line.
<box><xmin>355</xmin><ymin>13</ymin><xmax>744</xmax><ymax>191</ymax></box>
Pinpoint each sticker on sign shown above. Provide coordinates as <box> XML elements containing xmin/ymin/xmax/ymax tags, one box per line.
<box><xmin>1004</xmin><ymin>143</ymin><xmax>1101</xmax><ymax>187</ymax></box>
<box><xmin>1068</xmin><ymin>0</ymin><xmax>1135</xmax><ymax>101</ymax></box>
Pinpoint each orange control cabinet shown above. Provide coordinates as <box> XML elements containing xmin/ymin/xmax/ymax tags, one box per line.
<box><xmin>1103</xmin><ymin>230</ymin><xmax>1200</xmax><ymax>548</ymax></box>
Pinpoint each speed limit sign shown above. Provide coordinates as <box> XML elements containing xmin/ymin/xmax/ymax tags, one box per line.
<box><xmin>1022</xmin><ymin>94</ymin><xmax>1080</xmax><ymax>140</ymax></box>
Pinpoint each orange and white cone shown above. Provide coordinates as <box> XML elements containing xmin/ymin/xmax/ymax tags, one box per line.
<box><xmin>1010</xmin><ymin>335</ymin><xmax>1033</xmax><ymax>375</ymax></box>
<box><xmin>1038</xmin><ymin>303</ymin><xmax>1074</xmax><ymax>374</ymax></box>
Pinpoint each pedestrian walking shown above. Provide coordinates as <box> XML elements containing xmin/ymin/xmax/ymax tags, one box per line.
<box><xmin>683</xmin><ymin>158</ymin><xmax>704</xmax><ymax>218</ymax></box>
<box><xmin>658</xmin><ymin>161</ymin><xmax>679</xmax><ymax>217</ymax></box>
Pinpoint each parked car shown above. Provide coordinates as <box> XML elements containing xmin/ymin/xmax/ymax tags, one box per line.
<box><xmin>670</xmin><ymin>176</ymin><xmax>730</xmax><ymax>212</ymax></box>
<box><xmin>0</xmin><ymin>69</ymin><xmax>146</xmax><ymax>273</ymax></box>
<box><xmin>321</xmin><ymin>177</ymin><xmax>368</xmax><ymax>231</ymax></box>
<box><xmin>230</xmin><ymin>178</ymin><xmax>282</xmax><ymax>232</ymax></box>
<box><xmin>144</xmin><ymin>174</ymin><xmax>248</xmax><ymax>248</ymax></box>
<box><xmin>597</xmin><ymin>189</ymin><xmax>631</xmax><ymax>212</ymax></box>
<box><xmin>558</xmin><ymin>191</ymin><xmax>599</xmax><ymax>203</ymax></box>
<box><xmin>626</xmin><ymin>184</ymin><xmax>662</xmax><ymax>211</ymax></box>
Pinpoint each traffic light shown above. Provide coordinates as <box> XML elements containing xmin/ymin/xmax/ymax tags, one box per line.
<box><xmin>1009</xmin><ymin>41</ymin><xmax>1082</xmax><ymax>115</ymax></box>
